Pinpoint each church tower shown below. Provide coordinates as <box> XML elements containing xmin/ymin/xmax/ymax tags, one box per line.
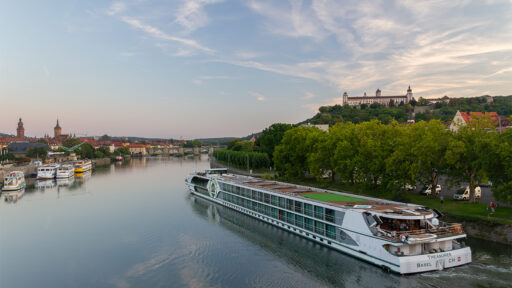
<box><xmin>54</xmin><ymin>119</ymin><xmax>62</xmax><ymax>138</ymax></box>
<box><xmin>407</xmin><ymin>85</ymin><xmax>413</xmax><ymax>103</ymax></box>
<box><xmin>17</xmin><ymin>118</ymin><xmax>25</xmax><ymax>138</ymax></box>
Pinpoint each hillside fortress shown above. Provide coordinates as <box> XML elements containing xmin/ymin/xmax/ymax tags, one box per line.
<box><xmin>342</xmin><ymin>86</ymin><xmax>414</xmax><ymax>107</ymax></box>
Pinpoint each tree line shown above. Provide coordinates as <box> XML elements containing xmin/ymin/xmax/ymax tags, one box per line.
<box><xmin>272</xmin><ymin>119</ymin><xmax>512</xmax><ymax>204</ymax></box>
<box><xmin>213</xmin><ymin>149</ymin><xmax>270</xmax><ymax>169</ymax></box>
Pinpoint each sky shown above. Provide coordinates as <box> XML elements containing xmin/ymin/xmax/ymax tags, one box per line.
<box><xmin>1</xmin><ymin>0</ymin><xmax>511</xmax><ymax>139</ymax></box>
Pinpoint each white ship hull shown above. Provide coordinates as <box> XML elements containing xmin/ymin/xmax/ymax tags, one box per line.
<box><xmin>186</xmin><ymin>172</ymin><xmax>472</xmax><ymax>275</ymax></box>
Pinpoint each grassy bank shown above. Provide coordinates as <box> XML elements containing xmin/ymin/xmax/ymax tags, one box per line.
<box><xmin>286</xmin><ymin>178</ymin><xmax>512</xmax><ymax>226</ymax></box>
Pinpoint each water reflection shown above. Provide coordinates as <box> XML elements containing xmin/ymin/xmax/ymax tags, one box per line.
<box><xmin>1</xmin><ymin>188</ymin><xmax>25</xmax><ymax>203</ymax></box>
<box><xmin>35</xmin><ymin>179</ymin><xmax>56</xmax><ymax>189</ymax></box>
<box><xmin>56</xmin><ymin>176</ymin><xmax>75</xmax><ymax>187</ymax></box>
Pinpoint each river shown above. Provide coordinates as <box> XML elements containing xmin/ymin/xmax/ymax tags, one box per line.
<box><xmin>1</xmin><ymin>157</ymin><xmax>510</xmax><ymax>288</ymax></box>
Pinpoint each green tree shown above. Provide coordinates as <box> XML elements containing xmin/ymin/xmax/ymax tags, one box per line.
<box><xmin>274</xmin><ymin>127</ymin><xmax>324</xmax><ymax>178</ymax></box>
<box><xmin>255</xmin><ymin>123</ymin><xmax>293</xmax><ymax>160</ymax></box>
<box><xmin>27</xmin><ymin>147</ymin><xmax>48</xmax><ymax>159</ymax></box>
<box><xmin>487</xmin><ymin>129</ymin><xmax>512</xmax><ymax>204</ymax></box>
<box><xmin>446</xmin><ymin>117</ymin><xmax>497</xmax><ymax>202</ymax></box>
<box><xmin>389</xmin><ymin>120</ymin><xmax>450</xmax><ymax>195</ymax></box>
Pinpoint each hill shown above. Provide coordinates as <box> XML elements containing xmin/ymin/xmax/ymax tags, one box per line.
<box><xmin>303</xmin><ymin>95</ymin><xmax>512</xmax><ymax>125</ymax></box>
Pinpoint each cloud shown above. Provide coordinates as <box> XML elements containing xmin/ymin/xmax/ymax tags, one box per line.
<box><xmin>120</xmin><ymin>16</ymin><xmax>215</xmax><ymax>54</ymax></box>
<box><xmin>248</xmin><ymin>0</ymin><xmax>326</xmax><ymax>40</ymax></box>
<box><xmin>303</xmin><ymin>92</ymin><xmax>315</xmax><ymax>99</ymax></box>
<box><xmin>175</xmin><ymin>0</ymin><xmax>223</xmax><ymax>32</ymax></box>
<box><xmin>107</xmin><ymin>1</ymin><xmax>126</xmax><ymax>16</ymax></box>
<box><xmin>250</xmin><ymin>91</ymin><xmax>266</xmax><ymax>101</ymax></box>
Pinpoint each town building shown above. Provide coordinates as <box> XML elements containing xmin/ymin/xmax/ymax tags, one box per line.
<box><xmin>301</xmin><ymin>123</ymin><xmax>329</xmax><ymax>132</ymax></box>
<box><xmin>427</xmin><ymin>95</ymin><xmax>450</xmax><ymax>104</ymax></box>
<box><xmin>342</xmin><ymin>86</ymin><xmax>414</xmax><ymax>107</ymax></box>
<box><xmin>7</xmin><ymin>142</ymin><xmax>49</xmax><ymax>155</ymax></box>
<box><xmin>448</xmin><ymin>110</ymin><xmax>511</xmax><ymax>132</ymax></box>
<box><xmin>17</xmin><ymin>118</ymin><xmax>25</xmax><ymax>138</ymax></box>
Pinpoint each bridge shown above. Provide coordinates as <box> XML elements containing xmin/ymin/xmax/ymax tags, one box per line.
<box><xmin>146</xmin><ymin>146</ymin><xmax>216</xmax><ymax>156</ymax></box>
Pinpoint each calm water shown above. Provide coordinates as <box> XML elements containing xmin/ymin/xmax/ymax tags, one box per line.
<box><xmin>1</xmin><ymin>157</ymin><xmax>511</xmax><ymax>288</ymax></box>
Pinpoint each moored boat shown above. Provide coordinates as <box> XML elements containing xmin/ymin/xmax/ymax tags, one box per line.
<box><xmin>2</xmin><ymin>171</ymin><xmax>26</xmax><ymax>191</ymax></box>
<box><xmin>186</xmin><ymin>169</ymin><xmax>472</xmax><ymax>274</ymax></box>
<box><xmin>56</xmin><ymin>164</ymin><xmax>75</xmax><ymax>178</ymax></box>
<box><xmin>37</xmin><ymin>164</ymin><xmax>60</xmax><ymax>179</ymax></box>
<box><xmin>115</xmin><ymin>156</ymin><xmax>123</xmax><ymax>162</ymax></box>
<box><xmin>74</xmin><ymin>160</ymin><xmax>92</xmax><ymax>174</ymax></box>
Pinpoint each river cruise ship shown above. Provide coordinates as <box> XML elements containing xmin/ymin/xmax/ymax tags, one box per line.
<box><xmin>2</xmin><ymin>171</ymin><xmax>26</xmax><ymax>191</ymax></box>
<box><xmin>57</xmin><ymin>164</ymin><xmax>75</xmax><ymax>178</ymax></box>
<box><xmin>37</xmin><ymin>164</ymin><xmax>60</xmax><ymax>179</ymax></box>
<box><xmin>186</xmin><ymin>169</ymin><xmax>472</xmax><ymax>274</ymax></box>
<box><xmin>74</xmin><ymin>160</ymin><xmax>92</xmax><ymax>174</ymax></box>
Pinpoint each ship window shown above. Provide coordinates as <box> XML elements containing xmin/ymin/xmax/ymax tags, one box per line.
<box><xmin>279</xmin><ymin>197</ymin><xmax>286</xmax><ymax>208</ymax></box>
<box><xmin>279</xmin><ymin>210</ymin><xmax>284</xmax><ymax>221</ymax></box>
<box><xmin>264</xmin><ymin>193</ymin><xmax>270</xmax><ymax>204</ymax></box>
<box><xmin>304</xmin><ymin>204</ymin><xmax>313</xmax><ymax>217</ymax></box>
<box><xmin>286</xmin><ymin>199</ymin><xmax>293</xmax><ymax>210</ymax></box>
<box><xmin>326</xmin><ymin>224</ymin><xmax>336</xmax><ymax>239</ymax></box>
<box><xmin>252</xmin><ymin>190</ymin><xmax>256</xmax><ymax>200</ymax></box>
<box><xmin>286</xmin><ymin>212</ymin><xmax>294</xmax><ymax>224</ymax></box>
<box><xmin>271</xmin><ymin>195</ymin><xmax>278</xmax><ymax>206</ymax></box>
<box><xmin>315</xmin><ymin>221</ymin><xmax>325</xmax><ymax>235</ymax></box>
<box><xmin>339</xmin><ymin>230</ymin><xmax>358</xmax><ymax>246</ymax></box>
<box><xmin>295</xmin><ymin>215</ymin><xmax>304</xmax><ymax>228</ymax></box>
<box><xmin>304</xmin><ymin>218</ymin><xmax>314</xmax><ymax>231</ymax></box>
<box><xmin>325</xmin><ymin>209</ymin><xmax>335</xmax><ymax>223</ymax></box>
<box><xmin>294</xmin><ymin>201</ymin><xmax>302</xmax><ymax>213</ymax></box>
<box><xmin>314</xmin><ymin>206</ymin><xmax>324</xmax><ymax>220</ymax></box>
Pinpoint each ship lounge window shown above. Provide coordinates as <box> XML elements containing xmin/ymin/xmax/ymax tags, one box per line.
<box><xmin>304</xmin><ymin>204</ymin><xmax>313</xmax><ymax>217</ymax></box>
<box><xmin>379</xmin><ymin>217</ymin><xmax>421</xmax><ymax>232</ymax></box>
<box><xmin>294</xmin><ymin>201</ymin><xmax>302</xmax><ymax>213</ymax></box>
<box><xmin>304</xmin><ymin>218</ymin><xmax>314</xmax><ymax>231</ymax></box>
<box><xmin>325</xmin><ymin>209</ymin><xmax>335</xmax><ymax>223</ymax></box>
<box><xmin>314</xmin><ymin>206</ymin><xmax>324</xmax><ymax>220</ymax></box>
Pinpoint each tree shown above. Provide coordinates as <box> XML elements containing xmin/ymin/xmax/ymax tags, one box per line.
<box><xmin>417</xmin><ymin>97</ymin><xmax>430</xmax><ymax>106</ymax></box>
<box><xmin>331</xmin><ymin>122</ymin><xmax>359</xmax><ymax>184</ymax></box>
<box><xmin>255</xmin><ymin>123</ymin><xmax>293</xmax><ymax>160</ymax></box>
<box><xmin>307</xmin><ymin>131</ymin><xmax>334</xmax><ymax>181</ymax></box>
<box><xmin>388</xmin><ymin>120</ymin><xmax>450</xmax><ymax>196</ymax></box>
<box><xmin>445</xmin><ymin>117</ymin><xmax>497</xmax><ymax>202</ymax></box>
<box><xmin>487</xmin><ymin>129</ymin><xmax>512</xmax><ymax>204</ymax></box>
<box><xmin>27</xmin><ymin>147</ymin><xmax>48</xmax><ymax>160</ymax></box>
<box><xmin>274</xmin><ymin>127</ymin><xmax>324</xmax><ymax>178</ymax></box>
<box><xmin>62</xmin><ymin>138</ymin><xmax>81</xmax><ymax>148</ymax></box>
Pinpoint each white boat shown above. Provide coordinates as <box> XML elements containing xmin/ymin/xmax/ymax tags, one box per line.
<box><xmin>37</xmin><ymin>164</ymin><xmax>60</xmax><ymax>179</ymax></box>
<box><xmin>186</xmin><ymin>169</ymin><xmax>472</xmax><ymax>274</ymax></box>
<box><xmin>2</xmin><ymin>171</ymin><xmax>26</xmax><ymax>191</ymax></box>
<box><xmin>56</xmin><ymin>164</ymin><xmax>75</xmax><ymax>178</ymax></box>
<box><xmin>115</xmin><ymin>156</ymin><xmax>123</xmax><ymax>162</ymax></box>
<box><xmin>74</xmin><ymin>160</ymin><xmax>92</xmax><ymax>174</ymax></box>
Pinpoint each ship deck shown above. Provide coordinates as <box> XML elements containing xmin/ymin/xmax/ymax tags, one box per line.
<box><xmin>215</xmin><ymin>174</ymin><xmax>433</xmax><ymax>217</ymax></box>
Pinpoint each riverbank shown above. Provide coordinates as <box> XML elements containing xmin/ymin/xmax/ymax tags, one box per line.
<box><xmin>287</xmin><ymin>178</ymin><xmax>512</xmax><ymax>245</ymax></box>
